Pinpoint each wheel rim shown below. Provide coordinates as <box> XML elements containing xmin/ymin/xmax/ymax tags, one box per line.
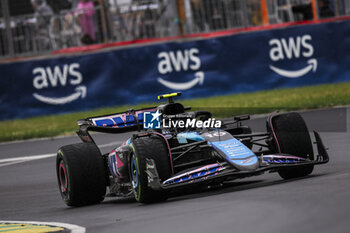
<box><xmin>130</xmin><ymin>154</ymin><xmax>139</xmax><ymax>190</ymax></box>
<box><xmin>58</xmin><ymin>160</ymin><xmax>68</xmax><ymax>196</ymax></box>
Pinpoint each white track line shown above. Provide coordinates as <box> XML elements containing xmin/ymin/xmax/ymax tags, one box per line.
<box><xmin>0</xmin><ymin>161</ymin><xmax>37</xmax><ymax>168</ymax></box>
<box><xmin>0</xmin><ymin>153</ymin><xmax>56</xmax><ymax>163</ymax></box>
<box><xmin>0</xmin><ymin>141</ymin><xmax>122</xmax><ymax>167</ymax></box>
<box><xmin>0</xmin><ymin>220</ymin><xmax>85</xmax><ymax>233</ymax></box>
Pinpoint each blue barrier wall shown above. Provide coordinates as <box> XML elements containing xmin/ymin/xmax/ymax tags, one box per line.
<box><xmin>1</xmin><ymin>19</ymin><xmax>350</xmax><ymax>120</ymax></box>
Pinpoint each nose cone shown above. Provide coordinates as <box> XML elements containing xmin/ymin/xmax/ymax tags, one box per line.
<box><xmin>210</xmin><ymin>138</ymin><xmax>259</xmax><ymax>171</ymax></box>
<box><xmin>229</xmin><ymin>156</ymin><xmax>259</xmax><ymax>171</ymax></box>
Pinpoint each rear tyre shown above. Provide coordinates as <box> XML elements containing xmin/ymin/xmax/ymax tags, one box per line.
<box><xmin>267</xmin><ymin>112</ymin><xmax>314</xmax><ymax>179</ymax></box>
<box><xmin>130</xmin><ymin>135</ymin><xmax>171</xmax><ymax>203</ymax></box>
<box><xmin>56</xmin><ymin>143</ymin><xmax>107</xmax><ymax>206</ymax></box>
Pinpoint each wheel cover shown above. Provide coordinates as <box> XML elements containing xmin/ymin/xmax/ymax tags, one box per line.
<box><xmin>130</xmin><ymin>154</ymin><xmax>139</xmax><ymax>189</ymax></box>
<box><xmin>58</xmin><ymin>160</ymin><xmax>68</xmax><ymax>196</ymax></box>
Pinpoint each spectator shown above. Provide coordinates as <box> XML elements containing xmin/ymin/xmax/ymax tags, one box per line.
<box><xmin>141</xmin><ymin>7</ymin><xmax>156</xmax><ymax>38</ymax></box>
<box><xmin>75</xmin><ymin>0</ymin><xmax>96</xmax><ymax>44</ymax></box>
<box><xmin>62</xmin><ymin>12</ymin><xmax>82</xmax><ymax>47</ymax></box>
<box><xmin>191</xmin><ymin>0</ymin><xmax>207</xmax><ymax>31</ymax></box>
<box><xmin>31</xmin><ymin>0</ymin><xmax>54</xmax><ymax>50</ymax></box>
<box><xmin>203</xmin><ymin>0</ymin><xmax>227</xmax><ymax>30</ymax></box>
<box><xmin>31</xmin><ymin>0</ymin><xmax>53</xmax><ymax>30</ymax></box>
<box><xmin>129</xmin><ymin>11</ymin><xmax>142</xmax><ymax>40</ymax></box>
<box><xmin>226</xmin><ymin>0</ymin><xmax>244</xmax><ymax>27</ymax></box>
<box><xmin>112</xmin><ymin>7</ymin><xmax>128</xmax><ymax>41</ymax></box>
<box><xmin>157</xmin><ymin>0</ymin><xmax>180</xmax><ymax>37</ymax></box>
<box><xmin>247</xmin><ymin>0</ymin><xmax>263</xmax><ymax>26</ymax></box>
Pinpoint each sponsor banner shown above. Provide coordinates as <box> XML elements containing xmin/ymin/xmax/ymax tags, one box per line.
<box><xmin>1</xmin><ymin>20</ymin><xmax>350</xmax><ymax>120</ymax></box>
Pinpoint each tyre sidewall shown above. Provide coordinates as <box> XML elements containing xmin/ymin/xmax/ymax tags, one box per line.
<box><xmin>56</xmin><ymin>143</ymin><xmax>107</xmax><ymax>206</ymax></box>
<box><xmin>268</xmin><ymin>112</ymin><xmax>314</xmax><ymax>179</ymax></box>
<box><xmin>129</xmin><ymin>136</ymin><xmax>171</xmax><ymax>203</ymax></box>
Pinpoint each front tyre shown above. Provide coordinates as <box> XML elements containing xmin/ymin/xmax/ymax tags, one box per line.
<box><xmin>130</xmin><ymin>136</ymin><xmax>171</xmax><ymax>203</ymax></box>
<box><xmin>267</xmin><ymin>112</ymin><xmax>314</xmax><ymax>179</ymax></box>
<box><xmin>56</xmin><ymin>143</ymin><xmax>107</xmax><ymax>207</ymax></box>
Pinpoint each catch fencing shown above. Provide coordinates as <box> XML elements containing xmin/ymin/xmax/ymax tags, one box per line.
<box><xmin>1</xmin><ymin>0</ymin><xmax>350</xmax><ymax>59</ymax></box>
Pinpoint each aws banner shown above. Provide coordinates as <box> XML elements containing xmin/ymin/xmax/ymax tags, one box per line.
<box><xmin>1</xmin><ymin>19</ymin><xmax>350</xmax><ymax>120</ymax></box>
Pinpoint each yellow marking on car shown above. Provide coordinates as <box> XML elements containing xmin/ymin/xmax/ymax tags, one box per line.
<box><xmin>157</xmin><ymin>92</ymin><xmax>181</xmax><ymax>100</ymax></box>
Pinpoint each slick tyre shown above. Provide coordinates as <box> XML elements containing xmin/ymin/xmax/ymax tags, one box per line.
<box><xmin>130</xmin><ymin>136</ymin><xmax>171</xmax><ymax>203</ymax></box>
<box><xmin>56</xmin><ymin>143</ymin><xmax>107</xmax><ymax>207</ymax></box>
<box><xmin>268</xmin><ymin>112</ymin><xmax>314</xmax><ymax>179</ymax></box>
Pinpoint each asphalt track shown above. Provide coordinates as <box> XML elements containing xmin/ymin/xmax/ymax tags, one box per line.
<box><xmin>0</xmin><ymin>107</ymin><xmax>349</xmax><ymax>233</ymax></box>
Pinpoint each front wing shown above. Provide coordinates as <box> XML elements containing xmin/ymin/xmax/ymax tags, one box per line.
<box><xmin>146</xmin><ymin>131</ymin><xmax>329</xmax><ymax>190</ymax></box>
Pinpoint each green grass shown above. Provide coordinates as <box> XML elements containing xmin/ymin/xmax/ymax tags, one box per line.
<box><xmin>1</xmin><ymin>82</ymin><xmax>350</xmax><ymax>142</ymax></box>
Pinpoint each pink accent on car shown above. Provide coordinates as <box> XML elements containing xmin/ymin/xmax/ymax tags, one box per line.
<box><xmin>59</xmin><ymin>163</ymin><xmax>68</xmax><ymax>192</ymax></box>
<box><xmin>242</xmin><ymin>158</ymin><xmax>253</xmax><ymax>164</ymax></box>
<box><xmin>269</xmin><ymin>113</ymin><xmax>281</xmax><ymax>153</ymax></box>
<box><xmin>163</xmin><ymin>163</ymin><xmax>225</xmax><ymax>184</ymax></box>
<box><xmin>116</xmin><ymin>153</ymin><xmax>124</xmax><ymax>169</ymax></box>
<box><xmin>151</xmin><ymin>132</ymin><xmax>175</xmax><ymax>175</ymax></box>
<box><xmin>263</xmin><ymin>155</ymin><xmax>306</xmax><ymax>160</ymax></box>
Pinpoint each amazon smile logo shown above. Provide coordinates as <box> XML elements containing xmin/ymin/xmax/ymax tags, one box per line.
<box><xmin>269</xmin><ymin>35</ymin><xmax>317</xmax><ymax>78</ymax></box>
<box><xmin>32</xmin><ymin>63</ymin><xmax>86</xmax><ymax>105</ymax></box>
<box><xmin>157</xmin><ymin>48</ymin><xmax>204</xmax><ymax>90</ymax></box>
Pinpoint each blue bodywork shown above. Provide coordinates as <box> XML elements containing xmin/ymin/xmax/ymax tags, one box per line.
<box><xmin>161</xmin><ymin>130</ymin><xmax>260</xmax><ymax>185</ymax></box>
<box><xmin>210</xmin><ymin>138</ymin><xmax>259</xmax><ymax>170</ymax></box>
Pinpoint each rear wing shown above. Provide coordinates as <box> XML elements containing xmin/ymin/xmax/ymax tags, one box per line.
<box><xmin>77</xmin><ymin>107</ymin><xmax>156</xmax><ymax>143</ymax></box>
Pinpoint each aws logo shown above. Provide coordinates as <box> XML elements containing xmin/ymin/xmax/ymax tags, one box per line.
<box><xmin>157</xmin><ymin>48</ymin><xmax>204</xmax><ymax>90</ymax></box>
<box><xmin>269</xmin><ymin>35</ymin><xmax>317</xmax><ymax>78</ymax></box>
<box><xmin>32</xmin><ymin>63</ymin><xmax>86</xmax><ymax>105</ymax></box>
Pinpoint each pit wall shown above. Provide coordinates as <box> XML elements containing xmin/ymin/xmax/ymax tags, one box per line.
<box><xmin>1</xmin><ymin>19</ymin><xmax>350</xmax><ymax>120</ymax></box>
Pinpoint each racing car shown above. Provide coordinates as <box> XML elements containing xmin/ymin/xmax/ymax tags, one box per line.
<box><xmin>56</xmin><ymin>92</ymin><xmax>329</xmax><ymax>206</ymax></box>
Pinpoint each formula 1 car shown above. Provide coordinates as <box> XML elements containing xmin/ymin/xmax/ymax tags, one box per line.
<box><xmin>56</xmin><ymin>93</ymin><xmax>329</xmax><ymax>206</ymax></box>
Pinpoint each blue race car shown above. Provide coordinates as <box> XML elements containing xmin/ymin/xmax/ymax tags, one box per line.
<box><xmin>56</xmin><ymin>93</ymin><xmax>329</xmax><ymax>206</ymax></box>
